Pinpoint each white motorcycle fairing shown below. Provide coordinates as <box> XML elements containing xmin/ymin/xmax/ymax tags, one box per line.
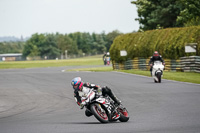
<box><xmin>152</xmin><ymin>61</ymin><xmax>164</xmax><ymax>83</ymax></box>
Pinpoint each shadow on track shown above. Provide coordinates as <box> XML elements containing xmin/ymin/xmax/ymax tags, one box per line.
<box><xmin>56</xmin><ymin>121</ymin><xmax>120</xmax><ymax>125</ymax></box>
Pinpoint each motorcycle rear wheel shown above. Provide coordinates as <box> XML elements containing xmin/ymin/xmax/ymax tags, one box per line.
<box><xmin>90</xmin><ymin>103</ymin><xmax>109</xmax><ymax>123</ymax></box>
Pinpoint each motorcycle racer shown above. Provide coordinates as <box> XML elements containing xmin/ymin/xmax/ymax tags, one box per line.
<box><xmin>103</xmin><ymin>52</ymin><xmax>111</xmax><ymax>65</ymax></box>
<box><xmin>149</xmin><ymin>51</ymin><xmax>165</xmax><ymax>75</ymax></box>
<box><xmin>71</xmin><ymin>77</ymin><xmax>121</xmax><ymax>119</ymax></box>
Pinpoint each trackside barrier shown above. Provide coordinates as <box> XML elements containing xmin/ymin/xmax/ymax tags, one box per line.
<box><xmin>124</xmin><ymin>59</ymin><xmax>133</xmax><ymax>70</ymax></box>
<box><xmin>112</xmin><ymin>56</ymin><xmax>200</xmax><ymax>73</ymax></box>
<box><xmin>180</xmin><ymin>56</ymin><xmax>200</xmax><ymax>73</ymax></box>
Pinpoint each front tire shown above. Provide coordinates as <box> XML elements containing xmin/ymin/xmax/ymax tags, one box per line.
<box><xmin>157</xmin><ymin>72</ymin><xmax>162</xmax><ymax>83</ymax></box>
<box><xmin>118</xmin><ymin>107</ymin><xmax>129</xmax><ymax>122</ymax></box>
<box><xmin>90</xmin><ymin>103</ymin><xmax>109</xmax><ymax>123</ymax></box>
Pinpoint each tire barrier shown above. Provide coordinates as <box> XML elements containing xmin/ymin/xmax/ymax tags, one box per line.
<box><xmin>124</xmin><ymin>59</ymin><xmax>133</xmax><ymax>70</ymax></box>
<box><xmin>180</xmin><ymin>56</ymin><xmax>200</xmax><ymax>73</ymax></box>
<box><xmin>138</xmin><ymin>58</ymin><xmax>147</xmax><ymax>70</ymax></box>
<box><xmin>112</xmin><ymin>56</ymin><xmax>200</xmax><ymax>73</ymax></box>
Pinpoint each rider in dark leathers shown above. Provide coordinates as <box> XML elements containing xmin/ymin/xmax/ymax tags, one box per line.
<box><xmin>149</xmin><ymin>51</ymin><xmax>165</xmax><ymax>75</ymax></box>
<box><xmin>103</xmin><ymin>52</ymin><xmax>110</xmax><ymax>65</ymax></box>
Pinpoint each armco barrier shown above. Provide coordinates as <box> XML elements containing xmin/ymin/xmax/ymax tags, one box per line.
<box><xmin>112</xmin><ymin>57</ymin><xmax>200</xmax><ymax>72</ymax></box>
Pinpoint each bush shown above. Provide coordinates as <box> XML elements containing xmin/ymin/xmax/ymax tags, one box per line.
<box><xmin>110</xmin><ymin>26</ymin><xmax>200</xmax><ymax>62</ymax></box>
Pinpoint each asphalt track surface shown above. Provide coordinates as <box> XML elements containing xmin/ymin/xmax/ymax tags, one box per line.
<box><xmin>0</xmin><ymin>66</ymin><xmax>200</xmax><ymax>133</ymax></box>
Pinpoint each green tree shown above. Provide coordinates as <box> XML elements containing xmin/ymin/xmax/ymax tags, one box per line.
<box><xmin>132</xmin><ymin>0</ymin><xmax>181</xmax><ymax>30</ymax></box>
<box><xmin>69</xmin><ymin>32</ymin><xmax>93</xmax><ymax>55</ymax></box>
<box><xmin>57</xmin><ymin>34</ymin><xmax>78</xmax><ymax>57</ymax></box>
<box><xmin>0</xmin><ymin>42</ymin><xmax>24</xmax><ymax>54</ymax></box>
<box><xmin>91</xmin><ymin>33</ymin><xmax>107</xmax><ymax>54</ymax></box>
<box><xmin>23</xmin><ymin>33</ymin><xmax>45</xmax><ymax>58</ymax></box>
<box><xmin>106</xmin><ymin>30</ymin><xmax>122</xmax><ymax>51</ymax></box>
<box><xmin>81</xmin><ymin>33</ymin><xmax>92</xmax><ymax>54</ymax></box>
<box><xmin>68</xmin><ymin>32</ymin><xmax>82</xmax><ymax>49</ymax></box>
<box><xmin>28</xmin><ymin>45</ymin><xmax>39</xmax><ymax>58</ymax></box>
<box><xmin>42</xmin><ymin>34</ymin><xmax>60</xmax><ymax>59</ymax></box>
<box><xmin>184</xmin><ymin>16</ymin><xmax>200</xmax><ymax>27</ymax></box>
<box><xmin>23</xmin><ymin>33</ymin><xmax>60</xmax><ymax>59</ymax></box>
<box><xmin>176</xmin><ymin>0</ymin><xmax>200</xmax><ymax>26</ymax></box>
<box><xmin>0</xmin><ymin>43</ymin><xmax>6</xmax><ymax>54</ymax></box>
<box><xmin>132</xmin><ymin>0</ymin><xmax>200</xmax><ymax>30</ymax></box>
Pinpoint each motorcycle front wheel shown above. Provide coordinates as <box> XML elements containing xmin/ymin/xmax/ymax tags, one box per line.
<box><xmin>118</xmin><ymin>107</ymin><xmax>129</xmax><ymax>122</ymax></box>
<box><xmin>157</xmin><ymin>72</ymin><xmax>162</xmax><ymax>83</ymax></box>
<box><xmin>90</xmin><ymin>103</ymin><xmax>109</xmax><ymax>123</ymax></box>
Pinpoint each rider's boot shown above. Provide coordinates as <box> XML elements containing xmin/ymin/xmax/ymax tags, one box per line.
<box><xmin>112</xmin><ymin>110</ymin><xmax>120</xmax><ymax>120</ymax></box>
<box><xmin>85</xmin><ymin>109</ymin><xmax>93</xmax><ymax>117</ymax></box>
<box><xmin>110</xmin><ymin>94</ymin><xmax>121</xmax><ymax>106</ymax></box>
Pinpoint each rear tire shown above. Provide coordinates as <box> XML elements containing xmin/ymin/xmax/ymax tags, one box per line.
<box><xmin>90</xmin><ymin>103</ymin><xmax>109</xmax><ymax>123</ymax></box>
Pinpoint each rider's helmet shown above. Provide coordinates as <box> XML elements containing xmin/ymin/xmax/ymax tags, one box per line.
<box><xmin>153</xmin><ymin>51</ymin><xmax>159</xmax><ymax>59</ymax></box>
<box><xmin>71</xmin><ymin>77</ymin><xmax>83</xmax><ymax>91</ymax></box>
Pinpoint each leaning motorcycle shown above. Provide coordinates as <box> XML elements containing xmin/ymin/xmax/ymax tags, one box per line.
<box><xmin>81</xmin><ymin>89</ymin><xmax>129</xmax><ymax>123</ymax></box>
<box><xmin>152</xmin><ymin>61</ymin><xmax>164</xmax><ymax>83</ymax></box>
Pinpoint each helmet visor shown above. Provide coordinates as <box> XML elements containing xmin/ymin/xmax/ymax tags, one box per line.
<box><xmin>73</xmin><ymin>85</ymin><xmax>79</xmax><ymax>90</ymax></box>
<box><xmin>154</xmin><ymin>53</ymin><xmax>159</xmax><ymax>56</ymax></box>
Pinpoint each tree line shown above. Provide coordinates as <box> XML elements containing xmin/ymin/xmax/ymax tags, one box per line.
<box><xmin>0</xmin><ymin>41</ymin><xmax>25</xmax><ymax>54</ymax></box>
<box><xmin>0</xmin><ymin>30</ymin><xmax>122</xmax><ymax>59</ymax></box>
<box><xmin>132</xmin><ymin>0</ymin><xmax>200</xmax><ymax>31</ymax></box>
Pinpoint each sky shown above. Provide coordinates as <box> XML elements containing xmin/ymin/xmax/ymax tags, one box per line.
<box><xmin>0</xmin><ymin>0</ymin><xmax>139</xmax><ymax>38</ymax></box>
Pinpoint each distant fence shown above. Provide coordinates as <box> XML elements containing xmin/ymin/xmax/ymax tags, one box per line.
<box><xmin>112</xmin><ymin>56</ymin><xmax>200</xmax><ymax>73</ymax></box>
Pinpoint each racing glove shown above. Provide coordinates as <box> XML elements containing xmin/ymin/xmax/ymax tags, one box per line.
<box><xmin>80</xmin><ymin>103</ymin><xmax>85</xmax><ymax>109</ymax></box>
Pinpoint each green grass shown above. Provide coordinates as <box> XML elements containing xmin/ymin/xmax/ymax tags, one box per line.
<box><xmin>67</xmin><ymin>66</ymin><xmax>113</xmax><ymax>72</ymax></box>
<box><xmin>68</xmin><ymin>67</ymin><xmax>200</xmax><ymax>84</ymax></box>
<box><xmin>162</xmin><ymin>71</ymin><xmax>200</xmax><ymax>84</ymax></box>
<box><xmin>67</xmin><ymin>65</ymin><xmax>200</xmax><ymax>84</ymax></box>
<box><xmin>117</xmin><ymin>69</ymin><xmax>200</xmax><ymax>84</ymax></box>
<box><xmin>0</xmin><ymin>55</ymin><xmax>103</xmax><ymax>69</ymax></box>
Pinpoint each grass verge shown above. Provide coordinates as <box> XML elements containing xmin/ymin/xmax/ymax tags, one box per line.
<box><xmin>117</xmin><ymin>69</ymin><xmax>200</xmax><ymax>84</ymax></box>
<box><xmin>68</xmin><ymin>67</ymin><xmax>200</xmax><ymax>84</ymax></box>
<box><xmin>67</xmin><ymin>66</ymin><xmax>113</xmax><ymax>72</ymax></box>
<box><xmin>0</xmin><ymin>55</ymin><xmax>103</xmax><ymax>69</ymax></box>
